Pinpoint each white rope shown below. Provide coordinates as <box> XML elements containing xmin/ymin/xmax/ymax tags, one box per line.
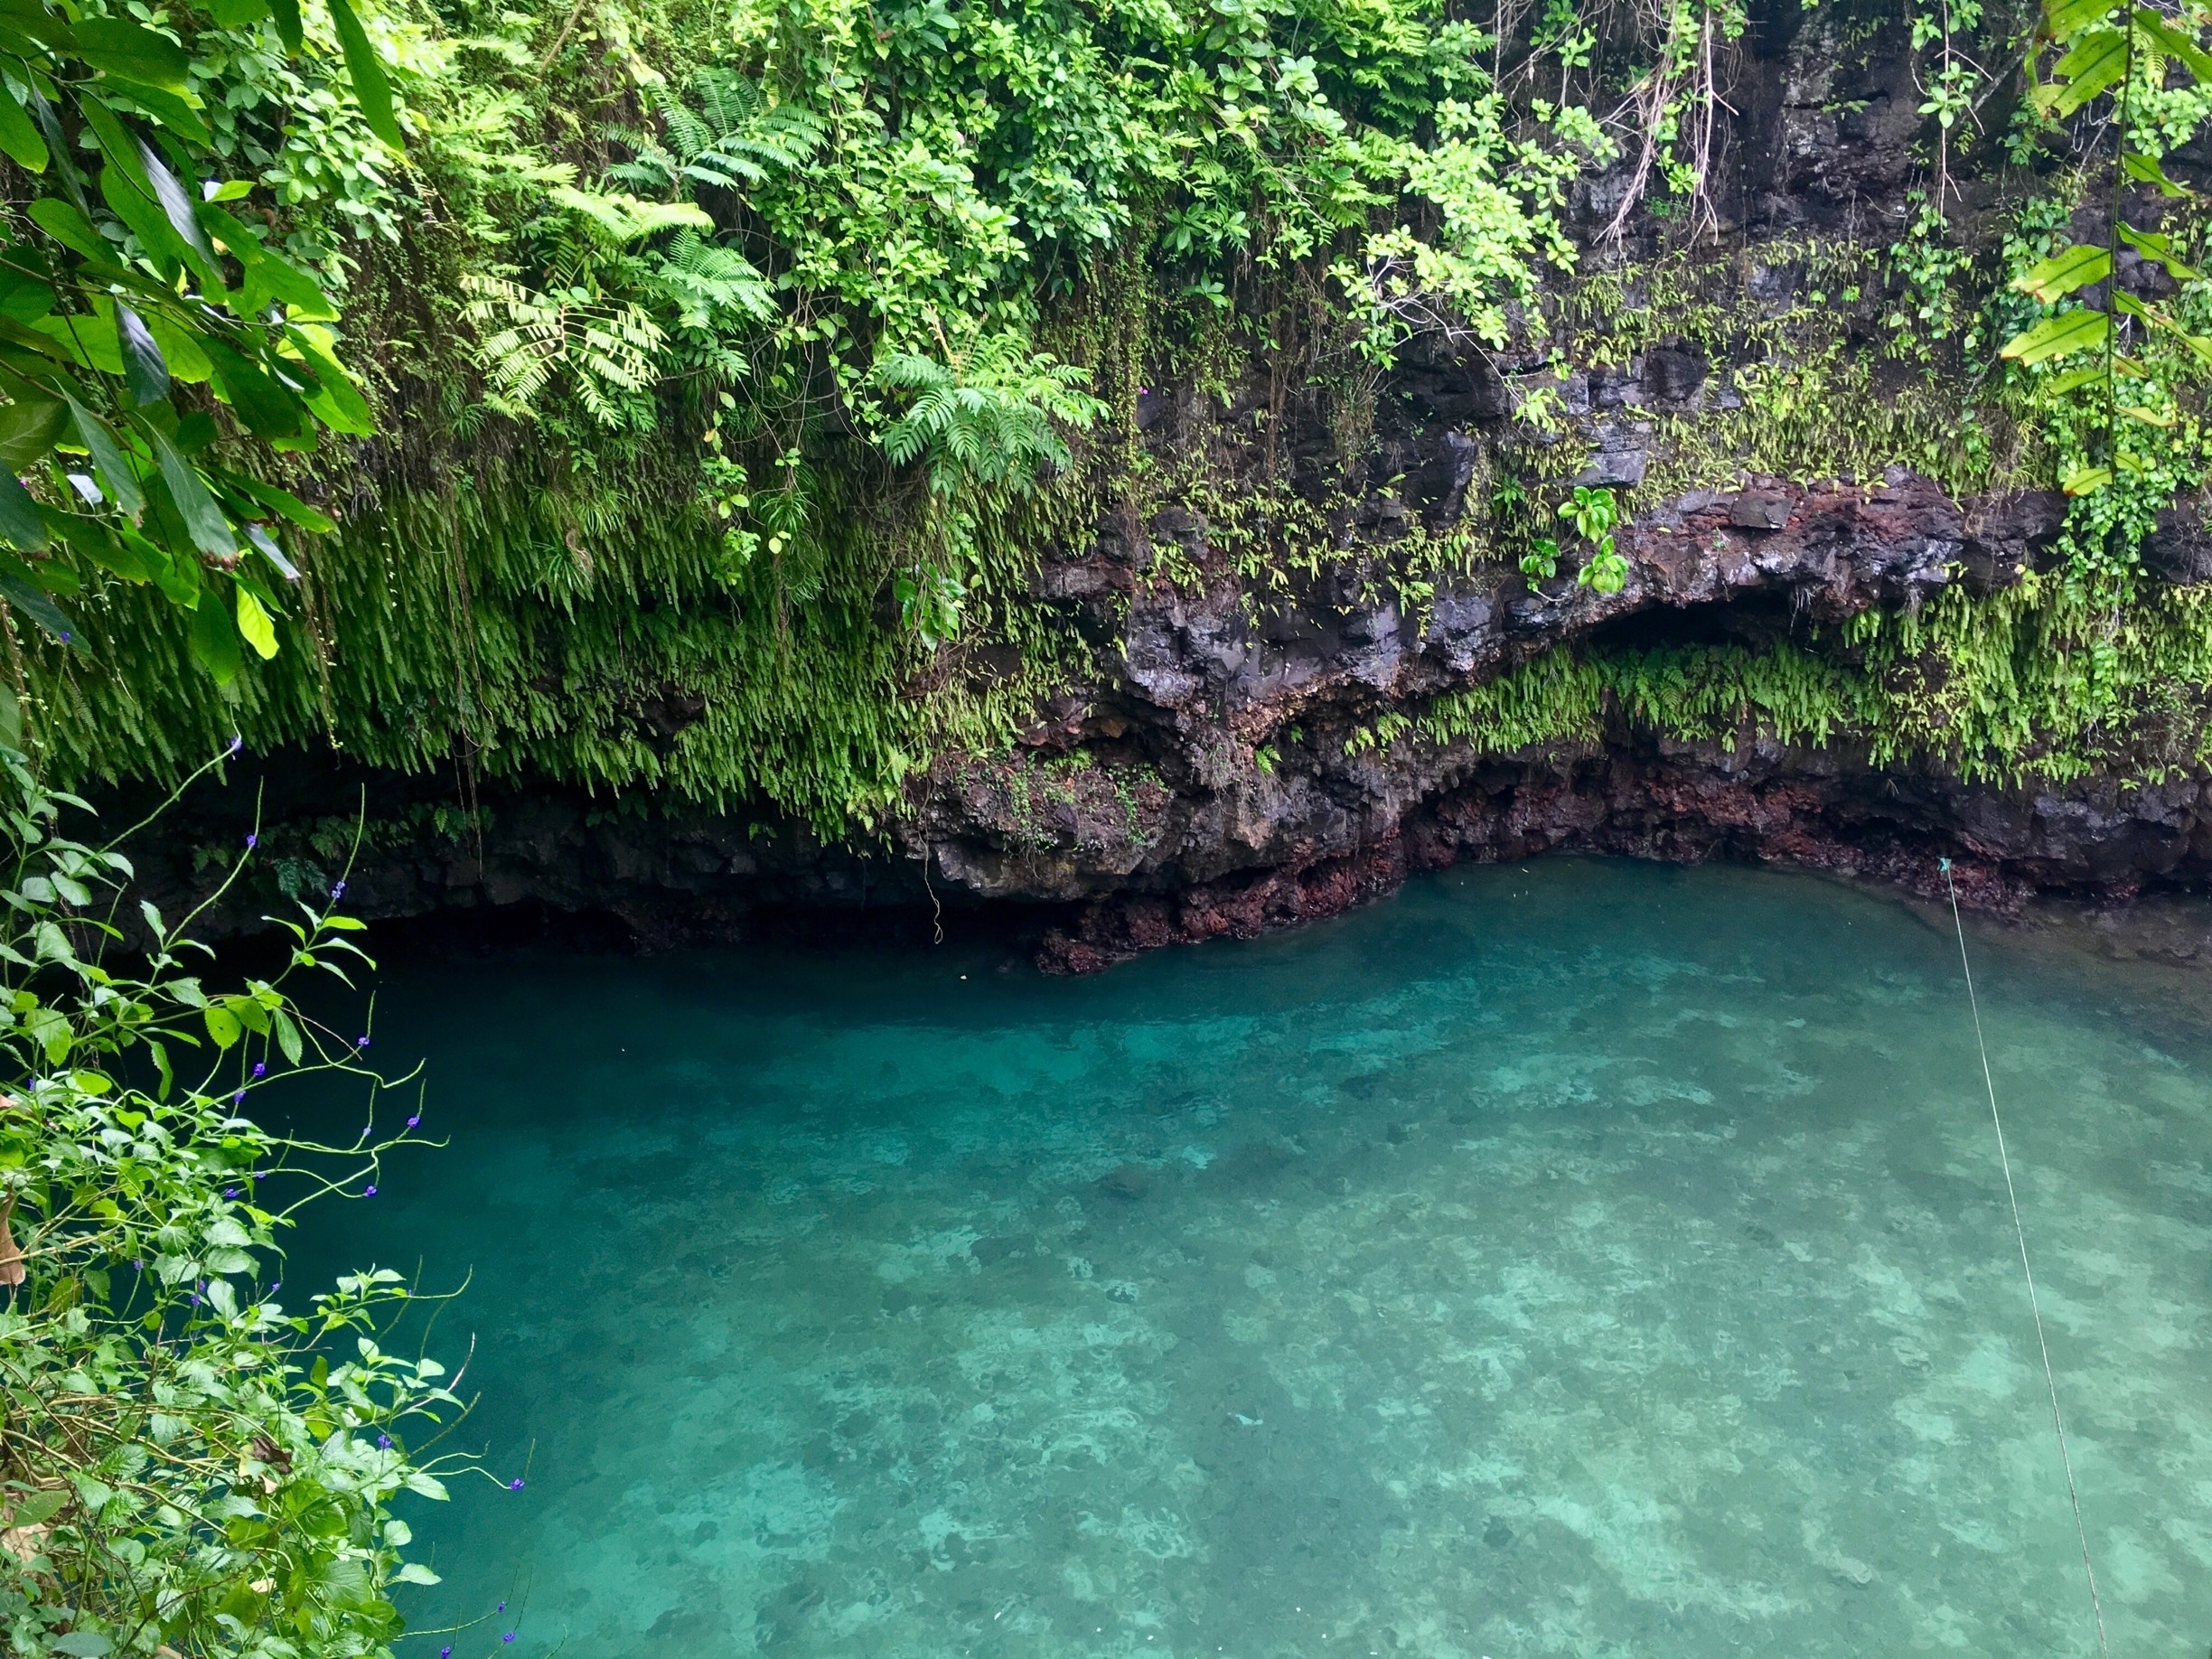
<box><xmin>1940</xmin><ymin>858</ymin><xmax>2108</xmax><ymax>1657</ymax></box>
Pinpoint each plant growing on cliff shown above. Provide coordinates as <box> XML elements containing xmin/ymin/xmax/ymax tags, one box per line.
<box><xmin>2001</xmin><ymin>0</ymin><xmax>2212</xmax><ymax>577</ymax></box>
<box><xmin>0</xmin><ymin>0</ymin><xmax>404</xmax><ymax>681</ymax></box>
<box><xmin>1561</xmin><ymin>484</ymin><xmax>1626</xmax><ymax>593</ymax></box>
<box><xmin>0</xmin><ymin>739</ymin><xmax>466</xmax><ymax>1658</ymax></box>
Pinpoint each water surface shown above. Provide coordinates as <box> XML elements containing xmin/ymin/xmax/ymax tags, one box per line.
<box><xmin>296</xmin><ymin>859</ymin><xmax>2212</xmax><ymax>1656</ymax></box>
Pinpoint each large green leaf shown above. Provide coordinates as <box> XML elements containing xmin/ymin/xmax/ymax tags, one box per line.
<box><xmin>113</xmin><ymin>303</ymin><xmax>168</xmax><ymax>405</ymax></box>
<box><xmin>202</xmin><ymin>338</ymin><xmax>308</xmax><ymax>441</ymax></box>
<box><xmin>2001</xmin><ymin>307</ymin><xmax>2111</xmax><ymax>364</ymax></box>
<box><xmin>25</xmin><ymin>198</ymin><xmax>104</xmax><ymax>260</ymax></box>
<box><xmin>0</xmin><ymin>82</ymin><xmax>47</xmax><ymax>173</ymax></box>
<box><xmin>0</xmin><ymin>466</ymin><xmax>46</xmax><ymax>549</ymax></box>
<box><xmin>2130</xmin><ymin>7</ymin><xmax>2212</xmax><ymax>79</ymax></box>
<box><xmin>2116</xmin><ymin>222</ymin><xmax>2201</xmax><ymax>281</ymax></box>
<box><xmin>227</xmin><ymin>473</ymin><xmax>335</xmax><ymax>533</ymax></box>
<box><xmin>63</xmin><ymin>395</ymin><xmax>143</xmax><ymax>516</ymax></box>
<box><xmin>0</xmin><ymin>568</ymin><xmax>80</xmax><ymax>646</ymax></box>
<box><xmin>2049</xmin><ymin>27</ymin><xmax>2128</xmax><ymax>113</ymax></box>
<box><xmin>2044</xmin><ymin>0</ymin><xmax>2117</xmax><ymax>42</ymax></box>
<box><xmin>2011</xmin><ymin>242</ymin><xmax>2111</xmax><ymax>304</ymax></box>
<box><xmin>134</xmin><ymin>137</ymin><xmax>218</xmax><ymax>272</ymax></box>
<box><xmin>72</xmin><ymin>18</ymin><xmax>191</xmax><ymax>90</ymax></box>
<box><xmin>145</xmin><ymin>425</ymin><xmax>234</xmax><ymax>555</ymax></box>
<box><xmin>189</xmin><ymin>583</ymin><xmax>241</xmax><ymax>681</ymax></box>
<box><xmin>325</xmin><ymin>0</ymin><xmax>403</xmax><ymax>149</ymax></box>
<box><xmin>2122</xmin><ymin>150</ymin><xmax>2189</xmax><ymax>196</ymax></box>
<box><xmin>0</xmin><ymin>394</ymin><xmax>64</xmax><ymax>468</ymax></box>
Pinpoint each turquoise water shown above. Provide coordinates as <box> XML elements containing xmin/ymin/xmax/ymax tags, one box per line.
<box><xmin>301</xmin><ymin>859</ymin><xmax>2212</xmax><ymax>1657</ymax></box>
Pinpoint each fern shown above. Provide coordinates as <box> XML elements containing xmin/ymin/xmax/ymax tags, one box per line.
<box><xmin>876</xmin><ymin>329</ymin><xmax>1104</xmax><ymax>497</ymax></box>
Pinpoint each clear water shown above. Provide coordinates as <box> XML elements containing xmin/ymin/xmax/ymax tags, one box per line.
<box><xmin>295</xmin><ymin>858</ymin><xmax>2212</xmax><ymax>1657</ymax></box>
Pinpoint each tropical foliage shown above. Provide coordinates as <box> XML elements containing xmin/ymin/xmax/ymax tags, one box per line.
<box><xmin>0</xmin><ymin>739</ymin><xmax>462</xmax><ymax>1659</ymax></box>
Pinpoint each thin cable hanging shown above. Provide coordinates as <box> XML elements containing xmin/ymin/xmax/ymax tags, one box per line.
<box><xmin>1940</xmin><ymin>857</ymin><xmax>2108</xmax><ymax>1657</ymax></box>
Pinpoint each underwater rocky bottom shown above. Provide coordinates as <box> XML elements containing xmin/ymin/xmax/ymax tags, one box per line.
<box><xmin>292</xmin><ymin>858</ymin><xmax>2212</xmax><ymax>1657</ymax></box>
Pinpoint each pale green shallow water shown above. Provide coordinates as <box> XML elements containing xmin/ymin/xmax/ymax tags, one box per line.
<box><xmin>303</xmin><ymin>858</ymin><xmax>2212</xmax><ymax>1657</ymax></box>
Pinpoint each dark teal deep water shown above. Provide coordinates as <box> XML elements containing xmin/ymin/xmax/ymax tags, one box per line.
<box><xmin>297</xmin><ymin>859</ymin><xmax>2212</xmax><ymax>1657</ymax></box>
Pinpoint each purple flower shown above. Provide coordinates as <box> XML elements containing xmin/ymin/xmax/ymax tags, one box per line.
<box><xmin>498</xmin><ymin>1602</ymin><xmax>506</xmax><ymax>1613</ymax></box>
<box><xmin>233</xmin><ymin>1091</ymin><xmax>246</xmax><ymax>1105</ymax></box>
<box><xmin>508</xmin><ymin>1479</ymin><xmax>524</xmax><ymax>1491</ymax></box>
<box><xmin>132</xmin><ymin>1258</ymin><xmax>143</xmax><ymax>1270</ymax></box>
<box><xmin>252</xmin><ymin>1062</ymin><xmax>267</xmax><ymax>1078</ymax></box>
<box><xmin>442</xmin><ymin>1650</ymin><xmax>453</xmax><ymax>1658</ymax></box>
<box><xmin>228</xmin><ymin>734</ymin><xmax>243</xmax><ymax>754</ymax></box>
<box><xmin>269</xmin><ymin>1280</ymin><xmax>279</xmax><ymax>1291</ymax></box>
<box><xmin>377</xmin><ymin>1433</ymin><xmax>392</xmax><ymax>1448</ymax></box>
<box><xmin>502</xmin><ymin>1636</ymin><xmax>515</xmax><ymax>1645</ymax></box>
<box><xmin>363</xmin><ymin>1185</ymin><xmax>377</xmax><ymax>1197</ymax></box>
<box><xmin>245</xmin><ymin>832</ymin><xmax>258</xmax><ymax>850</ymax></box>
<box><xmin>253</xmin><ymin>1171</ymin><xmax>266</xmax><ymax>1181</ymax></box>
<box><xmin>330</xmin><ymin>879</ymin><xmax>346</xmax><ymax>899</ymax></box>
<box><xmin>357</xmin><ymin>1036</ymin><xmax>370</xmax><ymax>1048</ymax></box>
<box><xmin>224</xmin><ymin>1187</ymin><xmax>239</xmax><ymax>1198</ymax></box>
<box><xmin>407</xmin><ymin>1115</ymin><xmax>420</xmax><ymax>1129</ymax></box>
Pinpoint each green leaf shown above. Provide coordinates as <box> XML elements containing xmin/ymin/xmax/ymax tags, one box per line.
<box><xmin>2000</xmin><ymin>306</ymin><xmax>2110</xmax><ymax>364</ymax></box>
<box><xmin>2116</xmin><ymin>222</ymin><xmax>2201</xmax><ymax>282</ymax></box>
<box><xmin>27</xmin><ymin>198</ymin><xmax>107</xmax><ymax>261</ymax></box>
<box><xmin>73</xmin><ymin>19</ymin><xmax>192</xmax><ymax>90</ymax></box>
<box><xmin>239</xmin><ymin>247</ymin><xmax>337</xmax><ymax>320</ymax></box>
<box><xmin>114</xmin><ymin>304</ymin><xmax>169</xmax><ymax>406</ymax></box>
<box><xmin>135</xmin><ymin>136</ymin><xmax>218</xmax><ymax>272</ymax></box>
<box><xmin>2040</xmin><ymin>365</ymin><xmax>2104</xmax><ymax>396</ymax></box>
<box><xmin>2120</xmin><ymin>151</ymin><xmax>2187</xmax><ymax>196</ymax></box>
<box><xmin>268</xmin><ymin>0</ymin><xmax>303</xmax><ymax>52</ymax></box>
<box><xmin>228</xmin><ymin>473</ymin><xmax>336</xmax><ymax>532</ymax></box>
<box><xmin>10</xmin><ymin>1488</ymin><xmax>65</xmax><ymax>1526</ymax></box>
<box><xmin>207</xmin><ymin>0</ymin><xmax>273</xmax><ymax>24</ymax></box>
<box><xmin>2062</xmin><ymin>464</ymin><xmax>2114</xmax><ymax>494</ymax></box>
<box><xmin>0</xmin><ymin>83</ymin><xmax>48</xmax><ymax>173</ymax></box>
<box><xmin>2118</xmin><ymin>401</ymin><xmax>2176</xmax><ymax>426</ymax></box>
<box><xmin>394</xmin><ymin>1561</ymin><xmax>443</xmax><ymax>1586</ymax></box>
<box><xmin>145</xmin><ymin>426</ymin><xmax>234</xmax><ymax>555</ymax></box>
<box><xmin>273</xmin><ymin>1006</ymin><xmax>303</xmax><ymax>1064</ymax></box>
<box><xmin>286</xmin><ymin>332</ymin><xmax>372</xmax><ymax>434</ymax></box>
<box><xmin>189</xmin><ymin>581</ymin><xmax>240</xmax><ymax>680</ymax></box>
<box><xmin>51</xmin><ymin>1632</ymin><xmax>112</xmax><ymax>1657</ymax></box>
<box><xmin>234</xmin><ymin>583</ymin><xmax>276</xmax><ymax>658</ymax></box>
<box><xmin>2131</xmin><ymin>7</ymin><xmax>2212</xmax><ymax>80</ymax></box>
<box><xmin>2044</xmin><ymin>0</ymin><xmax>2116</xmax><ymax>42</ymax></box>
<box><xmin>0</xmin><ymin>266</ymin><xmax>56</xmax><ymax>323</ymax></box>
<box><xmin>100</xmin><ymin>78</ymin><xmax>210</xmax><ymax>146</ymax></box>
<box><xmin>202</xmin><ymin>1002</ymin><xmax>241</xmax><ymax>1049</ymax></box>
<box><xmin>0</xmin><ymin>469</ymin><xmax>47</xmax><ymax>551</ymax></box>
<box><xmin>98</xmin><ymin>160</ymin><xmax>190</xmax><ymax>274</ymax></box>
<box><xmin>244</xmin><ymin>521</ymin><xmax>298</xmax><ymax>577</ymax></box>
<box><xmin>2049</xmin><ymin>27</ymin><xmax>2128</xmax><ymax>113</ymax></box>
<box><xmin>0</xmin><ymin>572</ymin><xmax>80</xmax><ymax>647</ymax></box>
<box><xmin>62</xmin><ymin>397</ymin><xmax>144</xmax><ymax>517</ymax></box>
<box><xmin>202</xmin><ymin>339</ymin><xmax>307</xmax><ymax>440</ymax></box>
<box><xmin>325</xmin><ymin>0</ymin><xmax>403</xmax><ymax>149</ymax></box>
<box><xmin>0</xmin><ymin>398</ymin><xmax>66</xmax><ymax>471</ymax></box>
<box><xmin>2010</xmin><ymin>242</ymin><xmax>2111</xmax><ymax>303</ymax></box>
<box><xmin>76</xmin><ymin>93</ymin><xmax>157</xmax><ymax>202</ymax></box>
